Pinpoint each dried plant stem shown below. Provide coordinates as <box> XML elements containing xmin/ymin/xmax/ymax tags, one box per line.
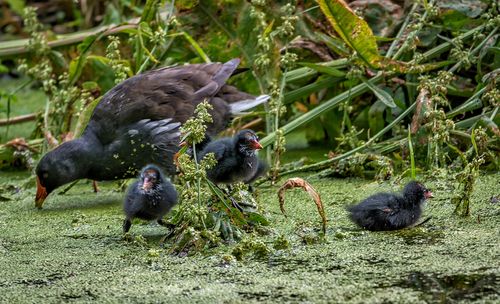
<box><xmin>278</xmin><ymin>177</ymin><xmax>327</xmax><ymax>234</ymax></box>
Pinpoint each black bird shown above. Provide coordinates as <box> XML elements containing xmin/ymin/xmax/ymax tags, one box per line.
<box><xmin>199</xmin><ymin>129</ymin><xmax>266</xmax><ymax>185</ymax></box>
<box><xmin>35</xmin><ymin>59</ymin><xmax>269</xmax><ymax>207</ymax></box>
<box><xmin>123</xmin><ymin>165</ymin><xmax>178</xmax><ymax>233</ymax></box>
<box><xmin>347</xmin><ymin>181</ymin><xmax>433</xmax><ymax>231</ymax></box>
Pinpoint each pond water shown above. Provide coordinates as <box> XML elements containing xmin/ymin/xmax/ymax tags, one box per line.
<box><xmin>0</xmin><ymin>167</ymin><xmax>498</xmax><ymax>302</ymax></box>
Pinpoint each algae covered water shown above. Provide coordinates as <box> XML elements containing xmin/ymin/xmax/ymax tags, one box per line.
<box><xmin>0</xmin><ymin>172</ymin><xmax>498</xmax><ymax>303</ymax></box>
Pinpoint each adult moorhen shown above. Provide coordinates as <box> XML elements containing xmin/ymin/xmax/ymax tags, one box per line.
<box><xmin>347</xmin><ymin>181</ymin><xmax>433</xmax><ymax>231</ymax></box>
<box><xmin>198</xmin><ymin>129</ymin><xmax>266</xmax><ymax>185</ymax></box>
<box><xmin>123</xmin><ymin>164</ymin><xmax>177</xmax><ymax>233</ymax></box>
<box><xmin>35</xmin><ymin>59</ymin><xmax>268</xmax><ymax>208</ymax></box>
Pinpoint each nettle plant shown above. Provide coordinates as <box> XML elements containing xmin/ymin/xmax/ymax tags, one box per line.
<box><xmin>164</xmin><ymin>101</ymin><xmax>269</xmax><ymax>255</ymax></box>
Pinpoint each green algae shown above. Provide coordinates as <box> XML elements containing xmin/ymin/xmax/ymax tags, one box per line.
<box><xmin>0</xmin><ymin>171</ymin><xmax>499</xmax><ymax>303</ymax></box>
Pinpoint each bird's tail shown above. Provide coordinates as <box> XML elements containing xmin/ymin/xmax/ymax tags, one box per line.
<box><xmin>229</xmin><ymin>95</ymin><xmax>270</xmax><ymax>114</ymax></box>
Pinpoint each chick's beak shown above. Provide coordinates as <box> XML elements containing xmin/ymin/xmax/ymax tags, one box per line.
<box><xmin>425</xmin><ymin>191</ymin><xmax>434</xmax><ymax>199</ymax></box>
<box><xmin>142</xmin><ymin>177</ymin><xmax>153</xmax><ymax>191</ymax></box>
<box><xmin>35</xmin><ymin>176</ymin><xmax>48</xmax><ymax>209</ymax></box>
<box><xmin>250</xmin><ymin>139</ymin><xmax>263</xmax><ymax>150</ymax></box>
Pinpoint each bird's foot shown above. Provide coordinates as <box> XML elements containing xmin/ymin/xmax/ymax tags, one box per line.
<box><xmin>92</xmin><ymin>180</ymin><xmax>99</xmax><ymax>193</ymax></box>
<box><xmin>122</xmin><ymin>232</ymin><xmax>133</xmax><ymax>242</ymax></box>
<box><xmin>157</xmin><ymin>219</ymin><xmax>176</xmax><ymax>229</ymax></box>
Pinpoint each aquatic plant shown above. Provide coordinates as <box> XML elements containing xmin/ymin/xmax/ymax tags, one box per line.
<box><xmin>165</xmin><ymin>102</ymin><xmax>270</xmax><ymax>254</ymax></box>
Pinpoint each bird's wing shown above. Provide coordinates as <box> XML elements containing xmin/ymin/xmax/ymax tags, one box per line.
<box><xmin>98</xmin><ymin>119</ymin><xmax>181</xmax><ymax>179</ymax></box>
<box><xmin>87</xmin><ymin>60</ymin><xmax>264</xmax><ymax>143</ymax></box>
<box><xmin>351</xmin><ymin>193</ymin><xmax>400</xmax><ymax>213</ymax></box>
<box><xmin>201</xmin><ymin>138</ymin><xmax>232</xmax><ymax>163</ymax></box>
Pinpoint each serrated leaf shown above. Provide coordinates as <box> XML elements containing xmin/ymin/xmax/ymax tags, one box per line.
<box><xmin>317</xmin><ymin>0</ymin><xmax>381</xmax><ymax>68</ymax></box>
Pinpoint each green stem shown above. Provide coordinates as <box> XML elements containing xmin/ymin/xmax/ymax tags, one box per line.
<box><xmin>260</xmin><ymin>73</ymin><xmax>385</xmax><ymax>148</ymax></box>
<box><xmin>386</xmin><ymin>2</ymin><xmax>419</xmax><ymax>58</ymax></box>
<box><xmin>191</xmin><ymin>143</ymin><xmax>206</xmax><ymax>229</ymax></box>
<box><xmin>408</xmin><ymin>127</ymin><xmax>416</xmax><ymax>179</ymax></box>
<box><xmin>280</xmin><ymin>102</ymin><xmax>417</xmax><ymax>176</ymax></box>
<box><xmin>393</xmin><ymin>0</ymin><xmax>435</xmax><ymax>60</ymax></box>
<box><xmin>448</xmin><ymin>26</ymin><xmax>498</xmax><ymax>74</ymax></box>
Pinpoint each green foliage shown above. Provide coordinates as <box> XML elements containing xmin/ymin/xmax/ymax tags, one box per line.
<box><xmin>0</xmin><ymin>0</ymin><xmax>498</xmax><ymax>220</ymax></box>
<box><xmin>165</xmin><ymin>102</ymin><xmax>270</xmax><ymax>254</ymax></box>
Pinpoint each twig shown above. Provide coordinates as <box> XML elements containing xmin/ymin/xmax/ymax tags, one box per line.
<box><xmin>0</xmin><ymin>113</ymin><xmax>37</xmax><ymax>126</ymax></box>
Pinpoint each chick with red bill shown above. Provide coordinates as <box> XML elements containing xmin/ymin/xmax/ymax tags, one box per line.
<box><xmin>198</xmin><ymin>129</ymin><xmax>266</xmax><ymax>185</ymax></box>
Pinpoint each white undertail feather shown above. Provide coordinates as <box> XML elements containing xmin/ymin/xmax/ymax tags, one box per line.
<box><xmin>229</xmin><ymin>95</ymin><xmax>270</xmax><ymax>114</ymax></box>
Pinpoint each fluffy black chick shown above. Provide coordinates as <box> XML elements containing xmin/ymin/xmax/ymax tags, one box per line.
<box><xmin>347</xmin><ymin>181</ymin><xmax>433</xmax><ymax>231</ymax></box>
<box><xmin>123</xmin><ymin>165</ymin><xmax>178</xmax><ymax>233</ymax></box>
<box><xmin>198</xmin><ymin>129</ymin><xmax>266</xmax><ymax>185</ymax></box>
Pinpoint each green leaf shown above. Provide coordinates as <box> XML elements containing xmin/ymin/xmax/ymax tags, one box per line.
<box><xmin>178</xmin><ymin>32</ymin><xmax>211</xmax><ymax>63</ymax></box>
<box><xmin>360</xmin><ymin>77</ymin><xmax>396</xmax><ymax>108</ymax></box>
<box><xmin>82</xmin><ymin>81</ymin><xmax>99</xmax><ymax>91</ymax></box>
<box><xmin>6</xmin><ymin>0</ymin><xmax>25</xmax><ymax>15</ymax></box>
<box><xmin>140</xmin><ymin>0</ymin><xmax>159</xmax><ymax>23</ymax></box>
<box><xmin>0</xmin><ymin>62</ymin><xmax>9</xmax><ymax>74</ymax></box>
<box><xmin>48</xmin><ymin>50</ymin><xmax>67</xmax><ymax>69</ymax></box>
<box><xmin>69</xmin><ymin>34</ymin><xmax>100</xmax><ymax>85</ymax></box>
<box><xmin>315</xmin><ymin>32</ymin><xmax>350</xmax><ymax>56</ymax></box>
<box><xmin>437</xmin><ymin>0</ymin><xmax>488</xmax><ymax>18</ymax></box>
<box><xmin>74</xmin><ymin>97</ymin><xmax>102</xmax><ymax>137</ymax></box>
<box><xmin>298</xmin><ymin>62</ymin><xmax>346</xmax><ymax>77</ymax></box>
<box><xmin>284</xmin><ymin>76</ymin><xmax>341</xmax><ymax>105</ymax></box>
<box><xmin>246</xmin><ymin>212</ymin><xmax>270</xmax><ymax>226</ymax></box>
<box><xmin>368</xmin><ymin>100</ymin><xmax>387</xmax><ymax>134</ymax></box>
<box><xmin>317</xmin><ymin>0</ymin><xmax>381</xmax><ymax>68</ymax></box>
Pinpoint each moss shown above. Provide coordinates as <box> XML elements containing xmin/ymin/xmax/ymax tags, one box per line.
<box><xmin>0</xmin><ymin>172</ymin><xmax>498</xmax><ymax>303</ymax></box>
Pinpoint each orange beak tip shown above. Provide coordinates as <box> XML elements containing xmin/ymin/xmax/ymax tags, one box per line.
<box><xmin>35</xmin><ymin>176</ymin><xmax>48</xmax><ymax>208</ymax></box>
<box><xmin>253</xmin><ymin>140</ymin><xmax>263</xmax><ymax>150</ymax></box>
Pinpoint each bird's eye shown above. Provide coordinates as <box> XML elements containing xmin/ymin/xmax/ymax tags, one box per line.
<box><xmin>43</xmin><ymin>172</ymin><xmax>49</xmax><ymax>179</ymax></box>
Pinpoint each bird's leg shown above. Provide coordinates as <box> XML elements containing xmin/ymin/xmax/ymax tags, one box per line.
<box><xmin>214</xmin><ymin>184</ymin><xmax>243</xmax><ymax>212</ymax></box>
<box><xmin>157</xmin><ymin>219</ymin><xmax>176</xmax><ymax>229</ymax></box>
<box><xmin>59</xmin><ymin>180</ymin><xmax>79</xmax><ymax>194</ymax></box>
<box><xmin>223</xmin><ymin>185</ymin><xmax>244</xmax><ymax>212</ymax></box>
<box><xmin>92</xmin><ymin>180</ymin><xmax>99</xmax><ymax>193</ymax></box>
<box><xmin>158</xmin><ymin>219</ymin><xmax>176</xmax><ymax>245</ymax></box>
<box><xmin>248</xmin><ymin>184</ymin><xmax>255</xmax><ymax>193</ymax></box>
<box><xmin>123</xmin><ymin>219</ymin><xmax>132</xmax><ymax>233</ymax></box>
<box><xmin>229</xmin><ymin>196</ymin><xmax>243</xmax><ymax>212</ymax></box>
<box><xmin>415</xmin><ymin>217</ymin><xmax>432</xmax><ymax>227</ymax></box>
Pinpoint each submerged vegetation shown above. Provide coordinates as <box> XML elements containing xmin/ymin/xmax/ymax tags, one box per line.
<box><xmin>0</xmin><ymin>0</ymin><xmax>499</xmax><ymax>301</ymax></box>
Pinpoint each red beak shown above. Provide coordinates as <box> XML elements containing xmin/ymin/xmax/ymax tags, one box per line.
<box><xmin>35</xmin><ymin>176</ymin><xmax>48</xmax><ymax>209</ymax></box>
<box><xmin>425</xmin><ymin>191</ymin><xmax>434</xmax><ymax>199</ymax></box>
<box><xmin>251</xmin><ymin>140</ymin><xmax>263</xmax><ymax>150</ymax></box>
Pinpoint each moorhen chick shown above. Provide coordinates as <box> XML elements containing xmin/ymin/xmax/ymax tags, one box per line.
<box><xmin>198</xmin><ymin>129</ymin><xmax>266</xmax><ymax>185</ymax></box>
<box><xmin>35</xmin><ymin>59</ymin><xmax>269</xmax><ymax>208</ymax></box>
<box><xmin>123</xmin><ymin>165</ymin><xmax>177</xmax><ymax>233</ymax></box>
<box><xmin>347</xmin><ymin>181</ymin><xmax>433</xmax><ymax>231</ymax></box>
